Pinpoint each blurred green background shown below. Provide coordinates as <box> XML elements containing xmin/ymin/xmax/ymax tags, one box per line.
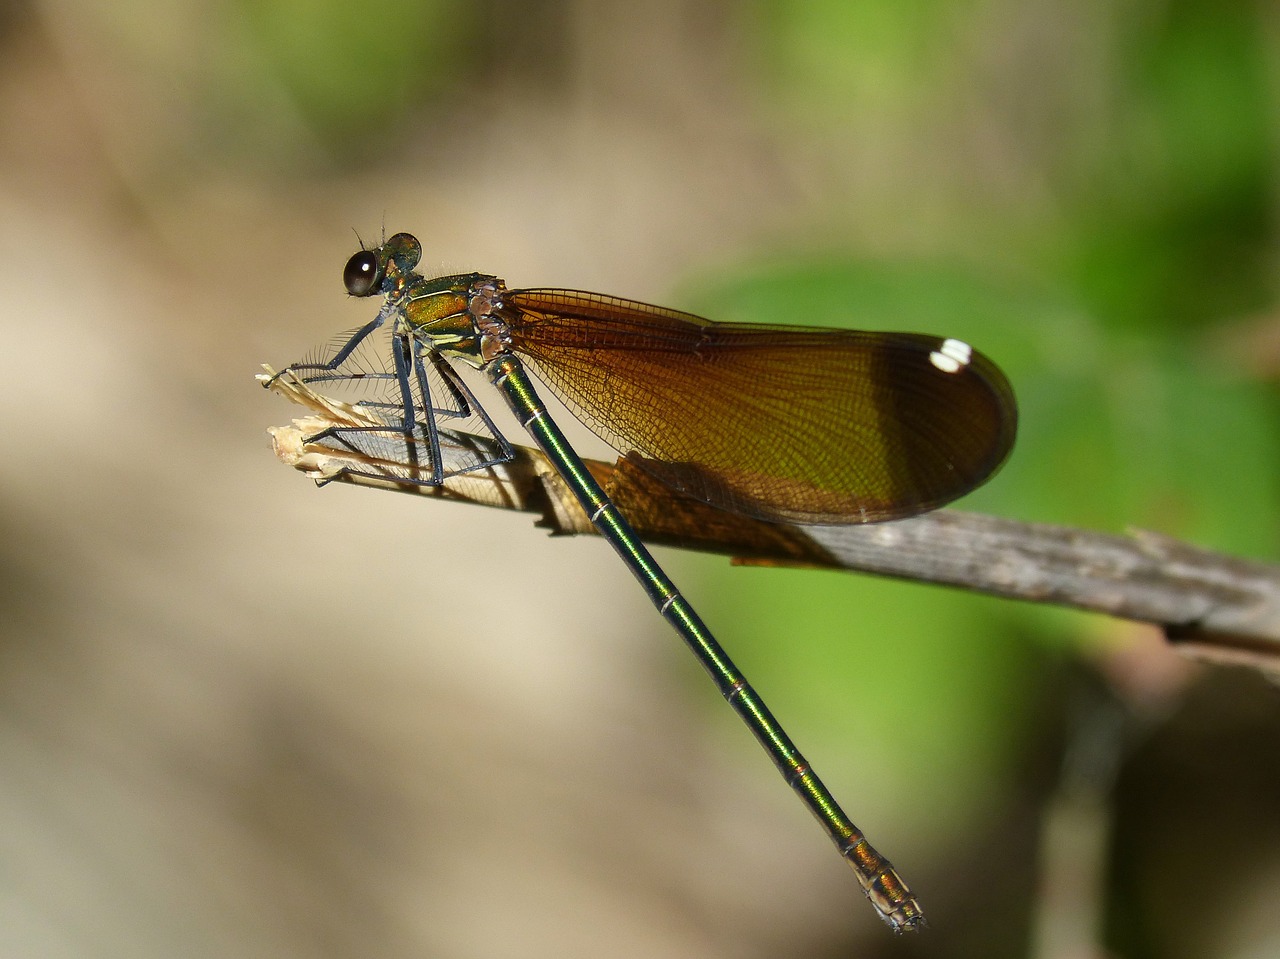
<box><xmin>1</xmin><ymin>1</ymin><xmax>1277</xmax><ymax>957</ymax></box>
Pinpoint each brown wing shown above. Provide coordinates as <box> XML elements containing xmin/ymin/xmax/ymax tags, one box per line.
<box><xmin>502</xmin><ymin>289</ymin><xmax>1017</xmax><ymax>525</ymax></box>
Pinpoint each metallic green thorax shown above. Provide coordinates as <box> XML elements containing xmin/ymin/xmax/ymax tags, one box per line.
<box><xmin>396</xmin><ymin>275</ymin><xmax>515</xmax><ymax>368</ymax></box>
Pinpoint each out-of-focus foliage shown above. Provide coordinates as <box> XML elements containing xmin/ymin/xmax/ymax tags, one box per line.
<box><xmin>224</xmin><ymin>0</ymin><xmax>469</xmax><ymax>162</ymax></box>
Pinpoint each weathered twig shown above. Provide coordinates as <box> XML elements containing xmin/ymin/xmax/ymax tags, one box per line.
<box><xmin>260</xmin><ymin>367</ymin><xmax>1280</xmax><ymax>674</ymax></box>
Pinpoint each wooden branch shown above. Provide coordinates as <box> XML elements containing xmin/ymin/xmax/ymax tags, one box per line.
<box><xmin>260</xmin><ymin>368</ymin><xmax>1280</xmax><ymax>675</ymax></box>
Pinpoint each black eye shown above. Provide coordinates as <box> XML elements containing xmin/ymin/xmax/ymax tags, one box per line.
<box><xmin>343</xmin><ymin>250</ymin><xmax>382</xmax><ymax>296</ymax></box>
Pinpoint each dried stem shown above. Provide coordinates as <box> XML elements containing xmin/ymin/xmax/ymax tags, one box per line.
<box><xmin>261</xmin><ymin>367</ymin><xmax>1280</xmax><ymax>675</ymax></box>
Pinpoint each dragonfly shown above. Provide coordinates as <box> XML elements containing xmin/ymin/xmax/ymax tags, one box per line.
<box><xmin>265</xmin><ymin>231</ymin><xmax>1017</xmax><ymax>931</ymax></box>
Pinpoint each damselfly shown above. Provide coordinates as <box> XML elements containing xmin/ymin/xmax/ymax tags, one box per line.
<box><xmin>265</xmin><ymin>232</ymin><xmax>1017</xmax><ymax>930</ymax></box>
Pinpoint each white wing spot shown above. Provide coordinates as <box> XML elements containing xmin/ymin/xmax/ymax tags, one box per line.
<box><xmin>929</xmin><ymin>338</ymin><xmax>972</xmax><ymax>374</ymax></box>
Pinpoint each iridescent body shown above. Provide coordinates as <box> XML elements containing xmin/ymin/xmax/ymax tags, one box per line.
<box><xmin>269</xmin><ymin>232</ymin><xmax>1018</xmax><ymax>931</ymax></box>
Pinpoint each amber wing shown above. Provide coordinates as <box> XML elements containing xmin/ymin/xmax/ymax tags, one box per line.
<box><xmin>502</xmin><ymin>289</ymin><xmax>1016</xmax><ymax>525</ymax></box>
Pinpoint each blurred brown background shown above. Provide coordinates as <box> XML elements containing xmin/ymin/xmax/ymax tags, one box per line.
<box><xmin>1</xmin><ymin>2</ymin><xmax>1278</xmax><ymax>957</ymax></box>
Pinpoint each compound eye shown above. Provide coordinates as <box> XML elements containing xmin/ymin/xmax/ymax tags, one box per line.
<box><xmin>386</xmin><ymin>232</ymin><xmax>422</xmax><ymax>273</ymax></box>
<box><xmin>343</xmin><ymin>250</ymin><xmax>382</xmax><ymax>296</ymax></box>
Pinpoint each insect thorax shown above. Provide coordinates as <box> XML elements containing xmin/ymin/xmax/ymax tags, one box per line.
<box><xmin>401</xmin><ymin>273</ymin><xmax>512</xmax><ymax>368</ymax></box>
